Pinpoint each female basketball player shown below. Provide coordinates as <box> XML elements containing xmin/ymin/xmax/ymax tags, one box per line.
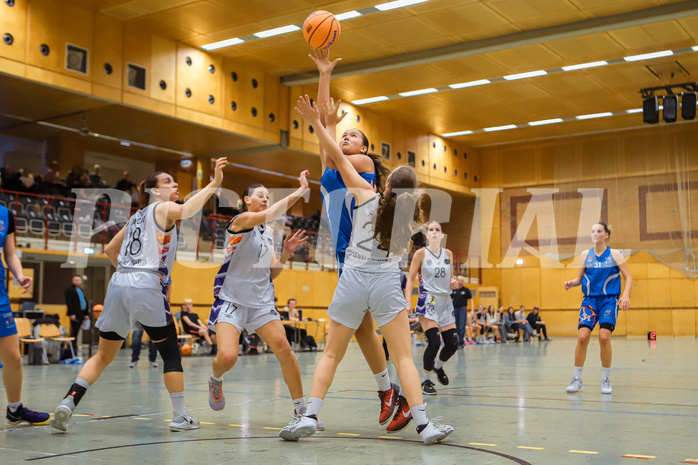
<box><xmin>404</xmin><ymin>222</ymin><xmax>459</xmax><ymax>396</ymax></box>
<box><xmin>0</xmin><ymin>204</ymin><xmax>49</xmax><ymax>426</ymax></box>
<box><xmin>310</xmin><ymin>48</ymin><xmax>398</xmax><ymax>426</ymax></box>
<box><xmin>206</xmin><ymin>173</ymin><xmax>315</xmax><ymax>434</ymax></box>
<box><xmin>287</xmin><ymin>95</ymin><xmax>453</xmax><ymax>445</ymax></box>
<box><xmin>50</xmin><ymin>157</ymin><xmax>228</xmax><ymax>432</ymax></box>
<box><xmin>564</xmin><ymin>222</ymin><xmax>632</xmax><ymax>394</ymax></box>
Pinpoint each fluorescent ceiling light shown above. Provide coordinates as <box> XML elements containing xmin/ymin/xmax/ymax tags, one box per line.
<box><xmin>449</xmin><ymin>79</ymin><xmax>491</xmax><ymax>89</ymax></box>
<box><xmin>626</xmin><ymin>108</ymin><xmax>643</xmax><ymax>114</ymax></box>
<box><xmin>528</xmin><ymin>118</ymin><xmax>563</xmax><ymax>126</ymax></box>
<box><xmin>562</xmin><ymin>61</ymin><xmax>608</xmax><ymax>71</ymax></box>
<box><xmin>351</xmin><ymin>96</ymin><xmax>389</xmax><ymax>105</ymax></box>
<box><xmin>441</xmin><ymin>130</ymin><xmax>473</xmax><ymax>137</ymax></box>
<box><xmin>254</xmin><ymin>25</ymin><xmax>300</xmax><ymax>38</ymax></box>
<box><xmin>335</xmin><ymin>11</ymin><xmax>362</xmax><ymax>21</ymax></box>
<box><xmin>624</xmin><ymin>50</ymin><xmax>673</xmax><ymax>62</ymax></box>
<box><xmin>201</xmin><ymin>37</ymin><xmax>244</xmax><ymax>50</ymax></box>
<box><xmin>398</xmin><ymin>88</ymin><xmax>438</xmax><ymax>97</ymax></box>
<box><xmin>375</xmin><ymin>0</ymin><xmax>429</xmax><ymax>11</ymax></box>
<box><xmin>576</xmin><ymin>112</ymin><xmax>613</xmax><ymax>120</ymax></box>
<box><xmin>503</xmin><ymin>70</ymin><xmax>547</xmax><ymax>81</ymax></box>
<box><xmin>483</xmin><ymin>124</ymin><xmax>517</xmax><ymax>132</ymax></box>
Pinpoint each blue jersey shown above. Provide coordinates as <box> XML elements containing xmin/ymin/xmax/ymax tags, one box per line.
<box><xmin>0</xmin><ymin>206</ymin><xmax>9</xmax><ymax>299</ymax></box>
<box><xmin>582</xmin><ymin>247</ymin><xmax>620</xmax><ymax>297</ymax></box>
<box><xmin>320</xmin><ymin>167</ymin><xmax>376</xmax><ymax>255</ymax></box>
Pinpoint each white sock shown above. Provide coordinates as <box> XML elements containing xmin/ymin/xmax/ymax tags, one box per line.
<box><xmin>434</xmin><ymin>358</ymin><xmax>444</xmax><ymax>370</ymax></box>
<box><xmin>7</xmin><ymin>401</ymin><xmax>21</xmax><ymax>412</ymax></box>
<box><xmin>423</xmin><ymin>371</ymin><xmax>432</xmax><ymax>382</ymax></box>
<box><xmin>374</xmin><ymin>369</ymin><xmax>391</xmax><ymax>392</ymax></box>
<box><xmin>574</xmin><ymin>366</ymin><xmax>583</xmax><ymax>380</ymax></box>
<box><xmin>410</xmin><ymin>403</ymin><xmax>428</xmax><ymax>427</ymax></box>
<box><xmin>602</xmin><ymin>367</ymin><xmax>611</xmax><ymax>380</ymax></box>
<box><xmin>293</xmin><ymin>397</ymin><xmax>305</xmax><ymax>414</ymax></box>
<box><xmin>211</xmin><ymin>373</ymin><xmax>223</xmax><ymax>382</ymax></box>
<box><xmin>169</xmin><ymin>392</ymin><xmax>186</xmax><ymax>416</ymax></box>
<box><xmin>306</xmin><ymin>397</ymin><xmax>323</xmax><ymax>417</ymax></box>
<box><xmin>75</xmin><ymin>377</ymin><xmax>90</xmax><ymax>389</ymax></box>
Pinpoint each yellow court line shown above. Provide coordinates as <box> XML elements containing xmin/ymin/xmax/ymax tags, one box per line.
<box><xmin>163</xmin><ymin>419</ymin><xmax>172</xmax><ymax>422</ymax></box>
<box><xmin>684</xmin><ymin>459</ymin><xmax>698</xmax><ymax>463</ymax></box>
<box><xmin>623</xmin><ymin>455</ymin><xmax>656</xmax><ymax>459</ymax></box>
<box><xmin>570</xmin><ymin>450</ymin><xmax>599</xmax><ymax>455</ymax></box>
<box><xmin>200</xmin><ymin>422</ymin><xmax>215</xmax><ymax>425</ymax></box>
<box><xmin>379</xmin><ymin>436</ymin><xmax>402</xmax><ymax>440</ymax></box>
<box><xmin>229</xmin><ymin>424</ymin><xmax>243</xmax><ymax>427</ymax></box>
<box><xmin>470</xmin><ymin>443</ymin><xmax>497</xmax><ymax>447</ymax></box>
<box><xmin>263</xmin><ymin>427</ymin><xmax>282</xmax><ymax>430</ymax></box>
<box><xmin>517</xmin><ymin>446</ymin><xmax>544</xmax><ymax>450</ymax></box>
<box><xmin>133</xmin><ymin>418</ymin><xmax>151</xmax><ymax>420</ymax></box>
<box><xmin>337</xmin><ymin>433</ymin><xmax>360</xmax><ymax>436</ymax></box>
<box><xmin>72</xmin><ymin>414</ymin><xmax>92</xmax><ymax>417</ymax></box>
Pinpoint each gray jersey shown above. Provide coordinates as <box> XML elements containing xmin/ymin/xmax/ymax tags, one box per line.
<box><xmin>343</xmin><ymin>195</ymin><xmax>402</xmax><ymax>273</ymax></box>
<box><xmin>214</xmin><ymin>218</ymin><xmax>275</xmax><ymax>308</ymax></box>
<box><xmin>419</xmin><ymin>247</ymin><xmax>452</xmax><ymax>295</ymax></box>
<box><xmin>116</xmin><ymin>202</ymin><xmax>177</xmax><ymax>285</ymax></box>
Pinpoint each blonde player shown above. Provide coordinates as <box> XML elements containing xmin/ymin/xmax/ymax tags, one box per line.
<box><xmin>405</xmin><ymin>222</ymin><xmax>459</xmax><ymax>396</ymax></box>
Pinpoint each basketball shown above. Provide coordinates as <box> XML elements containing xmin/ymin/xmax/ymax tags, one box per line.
<box><xmin>181</xmin><ymin>344</ymin><xmax>192</xmax><ymax>356</ymax></box>
<box><xmin>303</xmin><ymin>10</ymin><xmax>340</xmax><ymax>49</ymax></box>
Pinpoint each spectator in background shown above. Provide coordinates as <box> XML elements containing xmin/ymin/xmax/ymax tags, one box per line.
<box><xmin>65</xmin><ymin>165</ymin><xmax>83</xmax><ymax>188</ymax></box>
<box><xmin>1</xmin><ymin>165</ymin><xmax>22</xmax><ymax>191</ymax></box>
<box><xmin>65</xmin><ymin>275</ymin><xmax>89</xmax><ymax>357</ymax></box>
<box><xmin>527</xmin><ymin>306</ymin><xmax>551</xmax><ymax>341</ymax></box>
<box><xmin>115</xmin><ymin>171</ymin><xmax>131</xmax><ymax>191</ymax></box>
<box><xmin>451</xmin><ymin>277</ymin><xmax>473</xmax><ymax>348</ymax></box>
<box><xmin>471</xmin><ymin>305</ymin><xmax>484</xmax><ymax>344</ymax></box>
<box><xmin>283</xmin><ymin>298</ymin><xmax>309</xmax><ymax>349</ymax></box>
<box><xmin>181</xmin><ymin>299</ymin><xmax>215</xmax><ymax>347</ymax></box>
<box><xmin>516</xmin><ymin>306</ymin><xmax>538</xmax><ymax>339</ymax></box>
<box><xmin>44</xmin><ymin>161</ymin><xmax>61</xmax><ymax>185</ymax></box>
<box><xmin>129</xmin><ymin>329</ymin><xmax>158</xmax><ymax>368</ymax></box>
<box><xmin>89</xmin><ymin>165</ymin><xmax>104</xmax><ymax>187</ymax></box>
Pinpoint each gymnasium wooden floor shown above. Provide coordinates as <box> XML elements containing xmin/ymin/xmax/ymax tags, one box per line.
<box><xmin>2</xmin><ymin>337</ymin><xmax>697</xmax><ymax>464</ymax></box>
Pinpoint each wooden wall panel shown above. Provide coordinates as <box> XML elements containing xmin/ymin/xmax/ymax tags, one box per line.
<box><xmin>175</xmin><ymin>44</ymin><xmax>222</xmax><ymax>116</ymax></box>
<box><xmin>149</xmin><ymin>35</ymin><xmax>176</xmax><ymax>104</ymax></box>
<box><xmin>26</xmin><ymin>0</ymin><xmax>63</xmax><ymax>72</ymax></box>
<box><xmin>91</xmin><ymin>13</ymin><xmax>122</xmax><ymax>92</ymax></box>
<box><xmin>122</xmin><ymin>24</ymin><xmax>150</xmax><ymax>96</ymax></box>
<box><xmin>263</xmin><ymin>73</ymin><xmax>282</xmax><ymax>140</ymax></box>
<box><xmin>0</xmin><ymin>0</ymin><xmax>27</xmax><ymax>63</ymax></box>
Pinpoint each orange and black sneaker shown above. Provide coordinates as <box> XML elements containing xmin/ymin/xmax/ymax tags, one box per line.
<box><xmin>378</xmin><ymin>383</ymin><xmax>399</xmax><ymax>425</ymax></box>
<box><xmin>386</xmin><ymin>394</ymin><xmax>412</xmax><ymax>433</ymax></box>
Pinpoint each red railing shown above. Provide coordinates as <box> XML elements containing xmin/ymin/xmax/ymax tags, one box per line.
<box><xmin>0</xmin><ymin>188</ymin><xmax>479</xmax><ymax>280</ymax></box>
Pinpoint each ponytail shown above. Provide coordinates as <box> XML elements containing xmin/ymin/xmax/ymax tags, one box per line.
<box><xmin>365</xmin><ymin>153</ymin><xmax>391</xmax><ymax>194</ymax></box>
<box><xmin>373</xmin><ymin>166</ymin><xmax>424</xmax><ymax>254</ymax></box>
<box><xmin>139</xmin><ymin>172</ymin><xmax>164</xmax><ymax>209</ymax></box>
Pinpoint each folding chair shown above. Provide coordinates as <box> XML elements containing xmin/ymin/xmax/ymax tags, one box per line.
<box><xmin>15</xmin><ymin>318</ymin><xmax>47</xmax><ymax>364</ymax></box>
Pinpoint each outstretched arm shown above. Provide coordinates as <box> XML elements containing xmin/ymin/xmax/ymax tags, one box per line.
<box><xmin>270</xmin><ymin>229</ymin><xmax>309</xmax><ymax>280</ymax></box>
<box><xmin>295</xmin><ymin>95</ymin><xmax>372</xmax><ymax>197</ymax></box>
<box><xmin>310</xmin><ymin>49</ymin><xmax>342</xmax><ymax>171</ymax></box>
<box><xmin>231</xmin><ymin>172</ymin><xmax>310</xmax><ymax>232</ymax></box>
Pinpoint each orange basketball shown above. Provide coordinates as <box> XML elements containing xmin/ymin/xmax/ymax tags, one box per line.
<box><xmin>93</xmin><ymin>304</ymin><xmax>103</xmax><ymax>320</ymax></box>
<box><xmin>303</xmin><ymin>10</ymin><xmax>340</xmax><ymax>49</ymax></box>
<box><xmin>181</xmin><ymin>344</ymin><xmax>192</xmax><ymax>356</ymax></box>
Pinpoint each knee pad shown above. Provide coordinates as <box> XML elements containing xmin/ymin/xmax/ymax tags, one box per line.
<box><xmin>422</xmin><ymin>328</ymin><xmax>441</xmax><ymax>371</ymax></box>
<box><xmin>144</xmin><ymin>324</ymin><xmax>182</xmax><ymax>373</ymax></box>
<box><xmin>442</xmin><ymin>328</ymin><xmax>459</xmax><ymax>348</ymax></box>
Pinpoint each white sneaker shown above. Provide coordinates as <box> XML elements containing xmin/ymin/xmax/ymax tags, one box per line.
<box><xmin>50</xmin><ymin>400</ymin><xmax>74</xmax><ymax>432</ymax></box>
<box><xmin>566</xmin><ymin>378</ymin><xmax>584</xmax><ymax>393</ymax></box>
<box><xmin>129</xmin><ymin>361</ymin><xmax>137</xmax><ymax>368</ymax></box>
<box><xmin>418</xmin><ymin>419</ymin><xmax>453</xmax><ymax>445</ymax></box>
<box><xmin>279</xmin><ymin>415</ymin><xmax>317</xmax><ymax>441</ymax></box>
<box><xmin>601</xmin><ymin>378</ymin><xmax>613</xmax><ymax>394</ymax></box>
<box><xmin>169</xmin><ymin>412</ymin><xmax>200</xmax><ymax>431</ymax></box>
<box><xmin>151</xmin><ymin>361</ymin><xmax>159</xmax><ymax>368</ymax></box>
<box><xmin>295</xmin><ymin>406</ymin><xmax>325</xmax><ymax>431</ymax></box>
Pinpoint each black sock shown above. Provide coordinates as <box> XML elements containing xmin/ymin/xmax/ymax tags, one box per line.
<box><xmin>65</xmin><ymin>383</ymin><xmax>88</xmax><ymax>406</ymax></box>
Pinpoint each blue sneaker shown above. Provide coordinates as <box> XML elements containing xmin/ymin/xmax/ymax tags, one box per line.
<box><xmin>6</xmin><ymin>405</ymin><xmax>50</xmax><ymax>426</ymax></box>
<box><xmin>69</xmin><ymin>357</ymin><xmax>84</xmax><ymax>365</ymax></box>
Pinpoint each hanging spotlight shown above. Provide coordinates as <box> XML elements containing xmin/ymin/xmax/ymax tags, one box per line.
<box><xmin>663</xmin><ymin>95</ymin><xmax>678</xmax><ymax>123</ymax></box>
<box><xmin>643</xmin><ymin>96</ymin><xmax>659</xmax><ymax>124</ymax></box>
<box><xmin>681</xmin><ymin>92</ymin><xmax>696</xmax><ymax>120</ymax></box>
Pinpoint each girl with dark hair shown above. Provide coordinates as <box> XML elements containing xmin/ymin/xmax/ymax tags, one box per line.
<box><xmin>404</xmin><ymin>221</ymin><xmax>460</xmax><ymax>396</ymax></box>
<box><xmin>308</xmin><ymin>49</ymin><xmax>398</xmax><ymax>427</ymax></box>
<box><xmin>51</xmin><ymin>158</ymin><xmax>228</xmax><ymax>433</ymax></box>
<box><xmin>206</xmin><ymin>173</ymin><xmax>316</xmax><ymax>437</ymax></box>
<box><xmin>288</xmin><ymin>95</ymin><xmax>453</xmax><ymax>445</ymax></box>
<box><xmin>564</xmin><ymin>222</ymin><xmax>632</xmax><ymax>394</ymax></box>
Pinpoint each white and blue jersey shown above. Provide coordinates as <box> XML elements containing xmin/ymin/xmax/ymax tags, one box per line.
<box><xmin>0</xmin><ymin>205</ymin><xmax>17</xmax><ymax>338</ymax></box>
<box><xmin>578</xmin><ymin>247</ymin><xmax>621</xmax><ymax>331</ymax></box>
<box><xmin>320</xmin><ymin>167</ymin><xmax>375</xmax><ymax>270</ymax></box>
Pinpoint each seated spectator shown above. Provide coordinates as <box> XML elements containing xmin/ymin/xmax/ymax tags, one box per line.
<box><xmin>470</xmin><ymin>305</ymin><xmax>484</xmax><ymax>344</ymax></box>
<box><xmin>478</xmin><ymin>305</ymin><xmax>497</xmax><ymax>343</ymax></box>
<box><xmin>504</xmin><ymin>306</ymin><xmax>533</xmax><ymax>342</ymax></box>
<box><xmin>89</xmin><ymin>164</ymin><xmax>105</xmax><ymax>187</ymax></box>
<box><xmin>181</xmin><ymin>299</ymin><xmax>216</xmax><ymax>348</ymax></box>
<box><xmin>44</xmin><ymin>161</ymin><xmax>61</xmax><ymax>185</ymax></box>
<box><xmin>486</xmin><ymin>305</ymin><xmax>507</xmax><ymax>343</ymax></box>
<box><xmin>282</xmin><ymin>298</ymin><xmax>309</xmax><ymax>349</ymax></box>
<box><xmin>527</xmin><ymin>306</ymin><xmax>551</xmax><ymax>341</ymax></box>
<box><xmin>129</xmin><ymin>329</ymin><xmax>158</xmax><ymax>368</ymax></box>
<box><xmin>514</xmin><ymin>306</ymin><xmax>536</xmax><ymax>341</ymax></box>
